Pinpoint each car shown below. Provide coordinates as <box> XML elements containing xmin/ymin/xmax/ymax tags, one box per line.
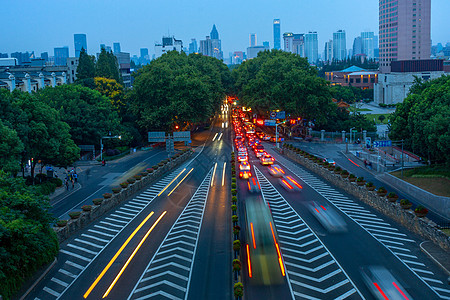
<box><xmin>279</xmin><ymin>175</ymin><xmax>303</xmax><ymax>192</ymax></box>
<box><xmin>323</xmin><ymin>158</ymin><xmax>336</xmax><ymax>166</ymax></box>
<box><xmin>247</xmin><ymin>177</ymin><xmax>261</xmax><ymax>193</ymax></box>
<box><xmin>239</xmin><ymin>170</ymin><xmax>252</xmax><ymax>179</ymax></box>
<box><xmin>239</xmin><ymin>161</ymin><xmax>251</xmax><ymax>171</ymax></box>
<box><xmin>237</xmin><ymin>154</ymin><xmax>248</xmax><ymax>162</ymax></box>
<box><xmin>308</xmin><ymin>201</ymin><xmax>347</xmax><ymax>233</ymax></box>
<box><xmin>360</xmin><ymin>266</ymin><xmax>412</xmax><ymax>300</ymax></box>
<box><xmin>254</xmin><ymin>148</ymin><xmax>265</xmax><ymax>158</ymax></box>
<box><xmin>262</xmin><ymin>135</ymin><xmax>271</xmax><ymax>141</ymax></box>
<box><xmin>268</xmin><ymin>164</ymin><xmax>285</xmax><ymax>177</ymax></box>
<box><xmin>270</xmin><ymin>136</ymin><xmax>283</xmax><ymax>143</ymax></box>
<box><xmin>260</xmin><ymin>153</ymin><xmax>274</xmax><ymax>165</ymax></box>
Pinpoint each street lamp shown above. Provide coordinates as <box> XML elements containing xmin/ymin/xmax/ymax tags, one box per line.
<box><xmin>100</xmin><ymin>135</ymin><xmax>121</xmax><ymax>161</ymax></box>
<box><xmin>276</xmin><ymin>120</ymin><xmax>288</xmax><ymax>148</ymax></box>
<box><xmin>349</xmin><ymin>127</ymin><xmax>355</xmax><ymax>144</ymax></box>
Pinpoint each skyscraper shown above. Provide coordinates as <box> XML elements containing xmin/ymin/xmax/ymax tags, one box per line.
<box><xmin>210</xmin><ymin>25</ymin><xmax>219</xmax><ymax>40</ymax></box>
<box><xmin>74</xmin><ymin>34</ymin><xmax>87</xmax><ymax>57</ymax></box>
<box><xmin>333</xmin><ymin>30</ymin><xmax>346</xmax><ymax>61</ymax></box>
<box><xmin>250</xmin><ymin>34</ymin><xmax>257</xmax><ymax>47</ymax></box>
<box><xmin>324</xmin><ymin>40</ymin><xmax>333</xmax><ymax>62</ymax></box>
<box><xmin>292</xmin><ymin>34</ymin><xmax>305</xmax><ymax>56</ymax></box>
<box><xmin>263</xmin><ymin>41</ymin><xmax>270</xmax><ymax>48</ymax></box>
<box><xmin>189</xmin><ymin>39</ymin><xmax>198</xmax><ymax>54</ymax></box>
<box><xmin>199</xmin><ymin>36</ymin><xmax>212</xmax><ymax>56</ymax></box>
<box><xmin>54</xmin><ymin>47</ymin><xmax>69</xmax><ymax>66</ymax></box>
<box><xmin>361</xmin><ymin>31</ymin><xmax>374</xmax><ymax>59</ymax></box>
<box><xmin>210</xmin><ymin>25</ymin><xmax>223</xmax><ymax>60</ymax></box>
<box><xmin>353</xmin><ymin>36</ymin><xmax>363</xmax><ymax>57</ymax></box>
<box><xmin>113</xmin><ymin>42</ymin><xmax>121</xmax><ymax>54</ymax></box>
<box><xmin>140</xmin><ymin>48</ymin><xmax>150</xmax><ymax>64</ymax></box>
<box><xmin>304</xmin><ymin>32</ymin><xmax>318</xmax><ymax>64</ymax></box>
<box><xmin>379</xmin><ymin>0</ymin><xmax>431</xmax><ymax>72</ymax></box>
<box><xmin>273</xmin><ymin>19</ymin><xmax>281</xmax><ymax>50</ymax></box>
<box><xmin>283</xmin><ymin>33</ymin><xmax>294</xmax><ymax>52</ymax></box>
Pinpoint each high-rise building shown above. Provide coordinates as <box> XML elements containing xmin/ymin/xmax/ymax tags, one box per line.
<box><xmin>353</xmin><ymin>36</ymin><xmax>363</xmax><ymax>57</ymax></box>
<box><xmin>232</xmin><ymin>51</ymin><xmax>244</xmax><ymax>64</ymax></box>
<box><xmin>361</xmin><ymin>31</ymin><xmax>374</xmax><ymax>59</ymax></box>
<box><xmin>100</xmin><ymin>44</ymin><xmax>106</xmax><ymax>50</ymax></box>
<box><xmin>304</xmin><ymin>31</ymin><xmax>318</xmax><ymax>64</ymax></box>
<box><xmin>249</xmin><ymin>34</ymin><xmax>257</xmax><ymax>47</ymax></box>
<box><xmin>41</xmin><ymin>52</ymin><xmax>49</xmax><ymax>62</ymax></box>
<box><xmin>324</xmin><ymin>40</ymin><xmax>333</xmax><ymax>62</ymax></box>
<box><xmin>0</xmin><ymin>53</ymin><xmax>8</xmax><ymax>58</ymax></box>
<box><xmin>189</xmin><ymin>39</ymin><xmax>198</xmax><ymax>54</ymax></box>
<box><xmin>333</xmin><ymin>30</ymin><xmax>346</xmax><ymax>61</ymax></box>
<box><xmin>113</xmin><ymin>42</ymin><xmax>121</xmax><ymax>54</ymax></box>
<box><xmin>11</xmin><ymin>51</ymin><xmax>34</xmax><ymax>65</ymax></box>
<box><xmin>74</xmin><ymin>34</ymin><xmax>87</xmax><ymax>57</ymax></box>
<box><xmin>106</xmin><ymin>46</ymin><xmax>112</xmax><ymax>53</ymax></box>
<box><xmin>263</xmin><ymin>41</ymin><xmax>270</xmax><ymax>48</ymax></box>
<box><xmin>283</xmin><ymin>32</ymin><xmax>294</xmax><ymax>52</ymax></box>
<box><xmin>210</xmin><ymin>25</ymin><xmax>223</xmax><ymax>60</ymax></box>
<box><xmin>54</xmin><ymin>47</ymin><xmax>69</xmax><ymax>66</ymax></box>
<box><xmin>379</xmin><ymin>0</ymin><xmax>431</xmax><ymax>73</ymax></box>
<box><xmin>199</xmin><ymin>36</ymin><xmax>212</xmax><ymax>57</ymax></box>
<box><xmin>139</xmin><ymin>48</ymin><xmax>150</xmax><ymax>64</ymax></box>
<box><xmin>210</xmin><ymin>24</ymin><xmax>219</xmax><ymax>40</ymax></box>
<box><xmin>155</xmin><ymin>36</ymin><xmax>183</xmax><ymax>58</ymax></box>
<box><xmin>273</xmin><ymin>19</ymin><xmax>281</xmax><ymax>50</ymax></box>
<box><xmin>247</xmin><ymin>45</ymin><xmax>269</xmax><ymax>59</ymax></box>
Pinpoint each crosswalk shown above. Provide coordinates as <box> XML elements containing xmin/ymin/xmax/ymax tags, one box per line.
<box><xmin>128</xmin><ymin>168</ymin><xmax>213</xmax><ymax>300</ymax></box>
<box><xmin>254</xmin><ymin>166</ymin><xmax>362</xmax><ymax>300</ymax></box>
<box><xmin>272</xmin><ymin>153</ymin><xmax>450</xmax><ymax>300</ymax></box>
<box><xmin>34</xmin><ymin>165</ymin><xmax>187</xmax><ymax>300</ymax></box>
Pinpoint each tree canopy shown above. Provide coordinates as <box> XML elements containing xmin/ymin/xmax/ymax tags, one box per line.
<box><xmin>129</xmin><ymin>51</ymin><xmax>230</xmax><ymax>132</ymax></box>
<box><xmin>76</xmin><ymin>48</ymin><xmax>95</xmax><ymax>80</ymax></box>
<box><xmin>389</xmin><ymin>75</ymin><xmax>450</xmax><ymax>165</ymax></box>
<box><xmin>95</xmin><ymin>48</ymin><xmax>121</xmax><ymax>83</ymax></box>
<box><xmin>0</xmin><ymin>120</ymin><xmax>23</xmax><ymax>174</ymax></box>
<box><xmin>37</xmin><ymin>84</ymin><xmax>122</xmax><ymax>147</ymax></box>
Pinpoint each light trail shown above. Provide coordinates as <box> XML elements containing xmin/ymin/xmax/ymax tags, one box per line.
<box><xmin>167</xmin><ymin>168</ymin><xmax>194</xmax><ymax>196</ymax></box>
<box><xmin>157</xmin><ymin>168</ymin><xmax>186</xmax><ymax>196</ymax></box>
<box><xmin>211</xmin><ymin>162</ymin><xmax>218</xmax><ymax>187</ymax></box>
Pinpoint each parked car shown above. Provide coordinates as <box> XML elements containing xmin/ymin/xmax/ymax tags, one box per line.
<box><xmin>323</xmin><ymin>158</ymin><xmax>336</xmax><ymax>166</ymax></box>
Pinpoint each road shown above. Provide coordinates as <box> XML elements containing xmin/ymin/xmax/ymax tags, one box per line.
<box><xmin>27</xmin><ymin>110</ymin><xmax>450</xmax><ymax>300</ymax></box>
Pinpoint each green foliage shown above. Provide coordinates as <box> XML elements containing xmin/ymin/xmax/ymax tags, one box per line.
<box><xmin>0</xmin><ymin>119</ymin><xmax>23</xmax><ymax>174</ymax></box>
<box><xmin>68</xmin><ymin>211</ymin><xmax>81</xmax><ymax>219</ymax></box>
<box><xmin>37</xmin><ymin>84</ymin><xmax>121</xmax><ymax>148</ymax></box>
<box><xmin>76</xmin><ymin>48</ymin><xmax>95</xmax><ymax>80</ymax></box>
<box><xmin>400</xmin><ymin>199</ymin><xmax>411</xmax><ymax>205</ymax></box>
<box><xmin>318</xmin><ymin>57</ymin><xmax>379</xmax><ymax>77</ymax></box>
<box><xmin>95</xmin><ymin>48</ymin><xmax>121</xmax><ymax>83</ymax></box>
<box><xmin>0</xmin><ymin>172</ymin><xmax>58</xmax><ymax>299</ymax></box>
<box><xmin>234</xmin><ymin>282</ymin><xmax>244</xmax><ymax>297</ymax></box>
<box><xmin>389</xmin><ymin>75</ymin><xmax>450</xmax><ymax>165</ymax></box>
<box><xmin>129</xmin><ymin>51</ymin><xmax>231</xmax><ymax>132</ymax></box>
<box><xmin>93</xmin><ymin>198</ymin><xmax>103</xmax><ymax>205</ymax></box>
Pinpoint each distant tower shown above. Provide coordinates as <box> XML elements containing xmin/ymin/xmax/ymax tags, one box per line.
<box><xmin>210</xmin><ymin>24</ymin><xmax>219</xmax><ymax>40</ymax></box>
<box><xmin>361</xmin><ymin>32</ymin><xmax>374</xmax><ymax>59</ymax></box>
<box><xmin>250</xmin><ymin>34</ymin><xmax>257</xmax><ymax>47</ymax></box>
<box><xmin>304</xmin><ymin>31</ymin><xmax>318</xmax><ymax>64</ymax></box>
<box><xmin>273</xmin><ymin>19</ymin><xmax>281</xmax><ymax>49</ymax></box>
<box><xmin>113</xmin><ymin>42</ymin><xmax>121</xmax><ymax>54</ymax></box>
<box><xmin>333</xmin><ymin>30</ymin><xmax>346</xmax><ymax>61</ymax></box>
<box><xmin>74</xmin><ymin>34</ymin><xmax>87</xmax><ymax>57</ymax></box>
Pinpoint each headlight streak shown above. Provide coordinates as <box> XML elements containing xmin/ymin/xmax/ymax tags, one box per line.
<box><xmin>167</xmin><ymin>168</ymin><xmax>194</xmax><ymax>196</ymax></box>
<box><xmin>211</xmin><ymin>162</ymin><xmax>218</xmax><ymax>187</ymax></box>
<box><xmin>222</xmin><ymin>162</ymin><xmax>226</xmax><ymax>186</ymax></box>
<box><xmin>157</xmin><ymin>168</ymin><xmax>186</xmax><ymax>197</ymax></box>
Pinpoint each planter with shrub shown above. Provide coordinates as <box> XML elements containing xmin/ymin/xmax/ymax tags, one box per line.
<box><xmin>133</xmin><ymin>174</ymin><xmax>142</xmax><ymax>180</ymax></box>
<box><xmin>112</xmin><ymin>187</ymin><xmax>122</xmax><ymax>194</ymax></box>
<box><xmin>69</xmin><ymin>211</ymin><xmax>82</xmax><ymax>219</ymax></box>
<box><xmin>56</xmin><ymin>220</ymin><xmax>68</xmax><ymax>227</ymax></box>
<box><xmin>334</xmin><ymin>166</ymin><xmax>342</xmax><ymax>174</ymax></box>
<box><xmin>232</xmin><ymin>259</ymin><xmax>242</xmax><ymax>272</ymax></box>
<box><xmin>93</xmin><ymin>198</ymin><xmax>103</xmax><ymax>205</ymax></box>
<box><xmin>366</xmin><ymin>182</ymin><xmax>375</xmax><ymax>191</ymax></box>
<box><xmin>233</xmin><ymin>239</ymin><xmax>241</xmax><ymax>252</ymax></box>
<box><xmin>234</xmin><ymin>282</ymin><xmax>244</xmax><ymax>299</ymax></box>
<box><xmin>377</xmin><ymin>187</ymin><xmax>387</xmax><ymax>197</ymax></box>
<box><xmin>400</xmin><ymin>199</ymin><xmax>412</xmax><ymax>209</ymax></box>
<box><xmin>120</xmin><ymin>182</ymin><xmax>129</xmax><ymax>189</ymax></box>
<box><xmin>82</xmin><ymin>205</ymin><xmax>92</xmax><ymax>212</ymax></box>
<box><xmin>348</xmin><ymin>174</ymin><xmax>356</xmax><ymax>182</ymax></box>
<box><xmin>340</xmin><ymin>170</ymin><xmax>349</xmax><ymax>178</ymax></box>
<box><xmin>386</xmin><ymin>192</ymin><xmax>399</xmax><ymax>202</ymax></box>
<box><xmin>414</xmin><ymin>205</ymin><xmax>429</xmax><ymax>218</ymax></box>
<box><xmin>103</xmin><ymin>192</ymin><xmax>112</xmax><ymax>199</ymax></box>
<box><xmin>127</xmin><ymin>178</ymin><xmax>136</xmax><ymax>184</ymax></box>
<box><xmin>232</xmin><ymin>196</ymin><xmax>237</xmax><ymax>204</ymax></box>
<box><xmin>356</xmin><ymin>177</ymin><xmax>366</xmax><ymax>186</ymax></box>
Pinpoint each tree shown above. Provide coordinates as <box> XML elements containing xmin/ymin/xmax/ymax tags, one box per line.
<box><xmin>37</xmin><ymin>85</ymin><xmax>121</xmax><ymax>147</ymax></box>
<box><xmin>0</xmin><ymin>120</ymin><xmax>23</xmax><ymax>174</ymax></box>
<box><xmin>76</xmin><ymin>48</ymin><xmax>95</xmax><ymax>80</ymax></box>
<box><xmin>0</xmin><ymin>172</ymin><xmax>59</xmax><ymax>300</ymax></box>
<box><xmin>95</xmin><ymin>48</ymin><xmax>121</xmax><ymax>83</ymax></box>
<box><xmin>94</xmin><ymin>77</ymin><xmax>124</xmax><ymax>109</ymax></box>
<box><xmin>390</xmin><ymin>75</ymin><xmax>450</xmax><ymax>165</ymax></box>
<box><xmin>378</xmin><ymin>115</ymin><xmax>386</xmax><ymax>123</ymax></box>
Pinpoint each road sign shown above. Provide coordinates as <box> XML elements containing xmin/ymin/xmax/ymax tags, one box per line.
<box><xmin>365</xmin><ymin>137</ymin><xmax>371</xmax><ymax>148</ymax></box>
<box><xmin>270</xmin><ymin>112</ymin><xmax>277</xmax><ymax>119</ymax></box>
<box><xmin>173</xmin><ymin>131</ymin><xmax>191</xmax><ymax>142</ymax></box>
<box><xmin>373</xmin><ymin>140</ymin><xmax>392</xmax><ymax>148</ymax></box>
<box><xmin>148</xmin><ymin>131</ymin><xmax>165</xmax><ymax>142</ymax></box>
<box><xmin>270</xmin><ymin>111</ymin><xmax>285</xmax><ymax>119</ymax></box>
<box><xmin>264</xmin><ymin>120</ymin><xmax>276</xmax><ymax>126</ymax></box>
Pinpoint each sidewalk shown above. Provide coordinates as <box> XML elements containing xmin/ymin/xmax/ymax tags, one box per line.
<box><xmin>420</xmin><ymin>241</ymin><xmax>450</xmax><ymax>278</ymax></box>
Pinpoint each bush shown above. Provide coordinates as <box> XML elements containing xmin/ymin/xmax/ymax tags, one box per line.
<box><xmin>232</xmin><ymin>259</ymin><xmax>242</xmax><ymax>271</ymax></box>
<box><xmin>37</xmin><ymin>181</ymin><xmax>57</xmax><ymax>195</ymax></box>
<box><xmin>93</xmin><ymin>198</ymin><xmax>103</xmax><ymax>205</ymax></box>
<box><xmin>415</xmin><ymin>205</ymin><xmax>428</xmax><ymax>214</ymax></box>
<box><xmin>231</xmin><ymin>204</ymin><xmax>237</xmax><ymax>212</ymax></box>
<box><xmin>82</xmin><ymin>205</ymin><xmax>92</xmax><ymax>212</ymax></box>
<box><xmin>231</xmin><ymin>183</ymin><xmax>236</xmax><ymax>189</ymax></box>
<box><xmin>366</xmin><ymin>182</ymin><xmax>374</xmax><ymax>187</ymax></box>
<box><xmin>231</xmin><ymin>189</ymin><xmax>237</xmax><ymax>196</ymax></box>
<box><xmin>56</xmin><ymin>220</ymin><xmax>68</xmax><ymax>227</ymax></box>
<box><xmin>233</xmin><ymin>225</ymin><xmax>240</xmax><ymax>236</ymax></box>
<box><xmin>141</xmin><ymin>171</ymin><xmax>148</xmax><ymax>176</ymax></box>
<box><xmin>158</xmin><ymin>162</ymin><xmax>164</xmax><ymax>167</ymax></box>
<box><xmin>233</xmin><ymin>239</ymin><xmax>241</xmax><ymax>251</ymax></box>
<box><xmin>341</xmin><ymin>170</ymin><xmax>349</xmax><ymax>175</ymax></box>
<box><xmin>387</xmin><ymin>192</ymin><xmax>397</xmax><ymax>198</ymax></box>
<box><xmin>232</xmin><ymin>196</ymin><xmax>237</xmax><ymax>203</ymax></box>
<box><xmin>232</xmin><ymin>215</ymin><xmax>238</xmax><ymax>223</ymax></box>
<box><xmin>232</xmin><ymin>177</ymin><xmax>236</xmax><ymax>183</ymax></box>
<box><xmin>335</xmin><ymin>166</ymin><xmax>342</xmax><ymax>172</ymax></box>
<box><xmin>349</xmin><ymin>174</ymin><xmax>356</xmax><ymax>179</ymax></box>
<box><xmin>357</xmin><ymin>176</ymin><xmax>365</xmax><ymax>182</ymax></box>
<box><xmin>127</xmin><ymin>178</ymin><xmax>136</xmax><ymax>184</ymax></box>
<box><xmin>120</xmin><ymin>182</ymin><xmax>129</xmax><ymax>188</ymax></box>
<box><xmin>400</xmin><ymin>199</ymin><xmax>411</xmax><ymax>205</ymax></box>
<box><xmin>152</xmin><ymin>165</ymin><xmax>159</xmax><ymax>170</ymax></box>
<box><xmin>234</xmin><ymin>282</ymin><xmax>244</xmax><ymax>298</ymax></box>
<box><xmin>377</xmin><ymin>187</ymin><xmax>387</xmax><ymax>193</ymax></box>
<box><xmin>103</xmin><ymin>192</ymin><xmax>112</xmax><ymax>198</ymax></box>
<box><xmin>49</xmin><ymin>177</ymin><xmax>63</xmax><ymax>187</ymax></box>
<box><xmin>146</xmin><ymin>168</ymin><xmax>154</xmax><ymax>173</ymax></box>
<box><xmin>133</xmin><ymin>174</ymin><xmax>142</xmax><ymax>180</ymax></box>
<box><xmin>112</xmin><ymin>187</ymin><xmax>122</xmax><ymax>193</ymax></box>
<box><xmin>69</xmin><ymin>211</ymin><xmax>81</xmax><ymax>219</ymax></box>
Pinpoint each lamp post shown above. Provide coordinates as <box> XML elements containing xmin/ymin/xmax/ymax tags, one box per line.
<box><xmin>100</xmin><ymin>135</ymin><xmax>121</xmax><ymax>161</ymax></box>
<box><xmin>276</xmin><ymin>120</ymin><xmax>288</xmax><ymax>148</ymax></box>
<box><xmin>349</xmin><ymin>127</ymin><xmax>355</xmax><ymax>144</ymax></box>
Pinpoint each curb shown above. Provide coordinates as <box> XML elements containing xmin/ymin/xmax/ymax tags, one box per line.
<box><xmin>420</xmin><ymin>241</ymin><xmax>450</xmax><ymax>277</ymax></box>
<box><xmin>19</xmin><ymin>257</ymin><xmax>57</xmax><ymax>300</ymax></box>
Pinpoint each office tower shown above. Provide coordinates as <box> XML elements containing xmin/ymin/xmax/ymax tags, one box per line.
<box><xmin>54</xmin><ymin>47</ymin><xmax>69</xmax><ymax>66</ymax></box>
<box><xmin>100</xmin><ymin>44</ymin><xmax>106</xmax><ymax>50</ymax></box>
<box><xmin>140</xmin><ymin>48</ymin><xmax>149</xmax><ymax>58</ymax></box>
<box><xmin>324</xmin><ymin>40</ymin><xmax>333</xmax><ymax>62</ymax></box>
<box><xmin>249</xmin><ymin>34</ymin><xmax>257</xmax><ymax>47</ymax></box>
<box><xmin>263</xmin><ymin>41</ymin><xmax>270</xmax><ymax>48</ymax></box>
<box><xmin>210</xmin><ymin>25</ymin><xmax>223</xmax><ymax>60</ymax></box>
<box><xmin>189</xmin><ymin>39</ymin><xmax>198</xmax><ymax>54</ymax></box>
<box><xmin>379</xmin><ymin>0</ymin><xmax>431</xmax><ymax>72</ymax></box>
<box><xmin>333</xmin><ymin>30</ymin><xmax>346</xmax><ymax>61</ymax></box>
<box><xmin>74</xmin><ymin>34</ymin><xmax>87</xmax><ymax>57</ymax></box>
<box><xmin>283</xmin><ymin>33</ymin><xmax>294</xmax><ymax>52</ymax></box>
<box><xmin>0</xmin><ymin>53</ymin><xmax>8</xmax><ymax>58</ymax></box>
<box><xmin>199</xmin><ymin>36</ymin><xmax>213</xmax><ymax>57</ymax></box>
<box><xmin>292</xmin><ymin>34</ymin><xmax>305</xmax><ymax>56</ymax></box>
<box><xmin>106</xmin><ymin>46</ymin><xmax>112</xmax><ymax>53</ymax></box>
<box><xmin>40</xmin><ymin>52</ymin><xmax>49</xmax><ymax>61</ymax></box>
<box><xmin>304</xmin><ymin>31</ymin><xmax>318</xmax><ymax>64</ymax></box>
<box><xmin>361</xmin><ymin>32</ymin><xmax>374</xmax><ymax>59</ymax></box>
<box><xmin>155</xmin><ymin>36</ymin><xmax>183</xmax><ymax>58</ymax></box>
<box><xmin>139</xmin><ymin>48</ymin><xmax>150</xmax><ymax>64</ymax></box>
<box><xmin>273</xmin><ymin>19</ymin><xmax>281</xmax><ymax>49</ymax></box>
<box><xmin>11</xmin><ymin>51</ymin><xmax>34</xmax><ymax>65</ymax></box>
<box><xmin>113</xmin><ymin>42</ymin><xmax>121</xmax><ymax>54</ymax></box>
<box><xmin>353</xmin><ymin>36</ymin><xmax>363</xmax><ymax>56</ymax></box>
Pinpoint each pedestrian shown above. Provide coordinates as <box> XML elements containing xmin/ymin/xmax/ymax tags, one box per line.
<box><xmin>71</xmin><ymin>179</ymin><xmax>75</xmax><ymax>190</ymax></box>
<box><xmin>74</xmin><ymin>172</ymin><xmax>78</xmax><ymax>183</ymax></box>
<box><xmin>65</xmin><ymin>178</ymin><xmax>69</xmax><ymax>191</ymax></box>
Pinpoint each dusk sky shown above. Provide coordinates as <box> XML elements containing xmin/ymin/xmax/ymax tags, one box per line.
<box><xmin>1</xmin><ymin>0</ymin><xmax>449</xmax><ymax>58</ymax></box>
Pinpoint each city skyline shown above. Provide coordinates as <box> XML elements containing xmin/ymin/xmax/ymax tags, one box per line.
<box><xmin>0</xmin><ymin>0</ymin><xmax>449</xmax><ymax>59</ymax></box>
